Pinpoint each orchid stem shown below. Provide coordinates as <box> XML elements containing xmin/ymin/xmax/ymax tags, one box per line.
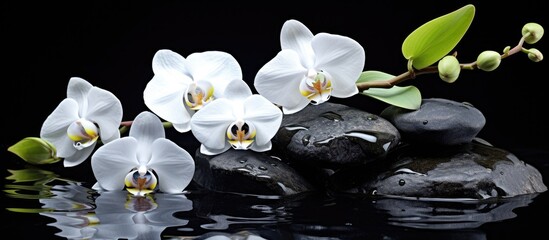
<box><xmin>118</xmin><ymin>121</ymin><xmax>173</xmax><ymax>135</ymax></box>
<box><xmin>356</xmin><ymin>35</ymin><xmax>528</xmax><ymax>91</ymax></box>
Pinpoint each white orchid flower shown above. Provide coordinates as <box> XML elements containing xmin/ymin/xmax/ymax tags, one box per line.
<box><xmin>190</xmin><ymin>79</ymin><xmax>283</xmax><ymax>155</ymax></box>
<box><xmin>91</xmin><ymin>111</ymin><xmax>195</xmax><ymax>196</ymax></box>
<box><xmin>254</xmin><ymin>19</ymin><xmax>366</xmax><ymax>114</ymax></box>
<box><xmin>143</xmin><ymin>50</ymin><xmax>242</xmax><ymax>133</ymax></box>
<box><xmin>40</xmin><ymin>77</ymin><xmax>123</xmax><ymax>167</ymax></box>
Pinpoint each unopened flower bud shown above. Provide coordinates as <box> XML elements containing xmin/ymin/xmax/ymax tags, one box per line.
<box><xmin>438</xmin><ymin>55</ymin><xmax>461</xmax><ymax>83</ymax></box>
<box><xmin>522</xmin><ymin>23</ymin><xmax>544</xmax><ymax>44</ymax></box>
<box><xmin>477</xmin><ymin>50</ymin><xmax>501</xmax><ymax>72</ymax></box>
<box><xmin>527</xmin><ymin>48</ymin><xmax>543</xmax><ymax>62</ymax></box>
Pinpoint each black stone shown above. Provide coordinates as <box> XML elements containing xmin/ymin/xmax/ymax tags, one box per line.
<box><xmin>193</xmin><ymin>149</ymin><xmax>314</xmax><ymax>196</ymax></box>
<box><xmin>272</xmin><ymin>102</ymin><xmax>400</xmax><ymax>168</ymax></box>
<box><xmin>381</xmin><ymin>98</ymin><xmax>485</xmax><ymax>146</ymax></box>
<box><xmin>328</xmin><ymin>141</ymin><xmax>547</xmax><ymax>199</ymax></box>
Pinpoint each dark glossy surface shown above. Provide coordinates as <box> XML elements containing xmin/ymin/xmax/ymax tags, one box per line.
<box><xmin>2</xmin><ymin>1</ymin><xmax>547</xmax><ymax>239</ymax></box>
<box><xmin>1</xmin><ymin>147</ymin><xmax>547</xmax><ymax>239</ymax></box>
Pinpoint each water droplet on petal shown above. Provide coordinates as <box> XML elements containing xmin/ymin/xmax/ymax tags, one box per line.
<box><xmin>399</xmin><ymin>179</ymin><xmax>406</xmax><ymax>186</ymax></box>
<box><xmin>258</xmin><ymin>166</ymin><xmax>267</xmax><ymax>171</ymax></box>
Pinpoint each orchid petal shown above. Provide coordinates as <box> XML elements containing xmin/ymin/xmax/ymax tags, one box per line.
<box><xmin>152</xmin><ymin>49</ymin><xmax>190</xmax><ymax>77</ymax></box>
<box><xmin>281</xmin><ymin>19</ymin><xmax>315</xmax><ymax>68</ymax></box>
<box><xmin>85</xmin><ymin>87</ymin><xmax>123</xmax><ymax>143</ymax></box>
<box><xmin>144</xmin><ymin>74</ymin><xmax>193</xmax><ymax>132</ymax></box>
<box><xmin>312</xmin><ymin>33</ymin><xmax>364</xmax><ymax>98</ymax></box>
<box><xmin>129</xmin><ymin>111</ymin><xmax>165</xmax><ymax>166</ymax></box>
<box><xmin>200</xmin><ymin>144</ymin><xmax>231</xmax><ymax>156</ymax></box>
<box><xmin>254</xmin><ymin>50</ymin><xmax>309</xmax><ymax>114</ymax></box>
<box><xmin>243</xmin><ymin>95</ymin><xmax>282</xmax><ymax>147</ymax></box>
<box><xmin>190</xmin><ymin>98</ymin><xmax>235</xmax><ymax>154</ymax></box>
<box><xmin>148</xmin><ymin>138</ymin><xmax>195</xmax><ymax>193</ymax></box>
<box><xmin>186</xmin><ymin>51</ymin><xmax>242</xmax><ymax>97</ymax></box>
<box><xmin>40</xmin><ymin>98</ymin><xmax>80</xmax><ymax>158</ymax></box>
<box><xmin>63</xmin><ymin>142</ymin><xmax>96</xmax><ymax>167</ymax></box>
<box><xmin>223</xmin><ymin>79</ymin><xmax>252</xmax><ymax>102</ymax></box>
<box><xmin>66</xmin><ymin>77</ymin><xmax>93</xmax><ymax>116</ymax></box>
<box><xmin>250</xmin><ymin>141</ymin><xmax>272</xmax><ymax>152</ymax></box>
<box><xmin>91</xmin><ymin>137</ymin><xmax>139</xmax><ymax>191</ymax></box>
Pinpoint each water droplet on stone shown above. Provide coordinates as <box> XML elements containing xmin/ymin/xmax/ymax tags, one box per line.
<box><xmin>258</xmin><ymin>166</ymin><xmax>267</xmax><ymax>171</ymax></box>
<box><xmin>234</xmin><ymin>167</ymin><xmax>252</xmax><ymax>174</ymax></box>
<box><xmin>239</xmin><ymin>160</ymin><xmax>247</xmax><ymax>164</ymax></box>
<box><xmin>321</xmin><ymin>111</ymin><xmax>343</xmax><ymax>121</ymax></box>
<box><xmin>284</xmin><ymin>124</ymin><xmax>309</xmax><ymax>131</ymax></box>
<box><xmin>422</xmin><ymin>120</ymin><xmax>428</xmax><ymax>125</ymax></box>
<box><xmin>463</xmin><ymin>101</ymin><xmax>474</xmax><ymax>107</ymax></box>
<box><xmin>302</xmin><ymin>134</ymin><xmax>311</xmax><ymax>146</ymax></box>
<box><xmin>399</xmin><ymin>179</ymin><xmax>406</xmax><ymax>186</ymax></box>
<box><xmin>313</xmin><ymin>136</ymin><xmax>334</xmax><ymax>147</ymax></box>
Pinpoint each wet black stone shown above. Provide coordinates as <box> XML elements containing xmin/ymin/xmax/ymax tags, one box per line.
<box><xmin>193</xmin><ymin>149</ymin><xmax>315</xmax><ymax>196</ymax></box>
<box><xmin>328</xmin><ymin>142</ymin><xmax>547</xmax><ymax>199</ymax></box>
<box><xmin>272</xmin><ymin>102</ymin><xmax>401</xmax><ymax>168</ymax></box>
<box><xmin>380</xmin><ymin>98</ymin><xmax>486</xmax><ymax>146</ymax></box>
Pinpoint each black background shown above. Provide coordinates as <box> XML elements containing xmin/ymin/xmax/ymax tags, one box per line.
<box><xmin>1</xmin><ymin>1</ymin><xmax>548</xmax><ymax>239</ymax></box>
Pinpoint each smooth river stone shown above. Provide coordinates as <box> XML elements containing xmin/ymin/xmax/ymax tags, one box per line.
<box><xmin>193</xmin><ymin>149</ymin><xmax>314</xmax><ymax>196</ymax></box>
<box><xmin>272</xmin><ymin>102</ymin><xmax>401</xmax><ymax>167</ymax></box>
<box><xmin>328</xmin><ymin>141</ymin><xmax>547</xmax><ymax>199</ymax></box>
<box><xmin>380</xmin><ymin>98</ymin><xmax>486</xmax><ymax>146</ymax></box>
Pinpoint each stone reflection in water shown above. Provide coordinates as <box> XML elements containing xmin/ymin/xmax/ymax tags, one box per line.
<box><xmin>372</xmin><ymin>193</ymin><xmax>540</xmax><ymax>229</ymax></box>
<box><xmin>189</xmin><ymin>191</ymin><xmax>292</xmax><ymax>231</ymax></box>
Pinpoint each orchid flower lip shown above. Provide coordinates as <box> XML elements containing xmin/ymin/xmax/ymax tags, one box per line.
<box><xmin>185</xmin><ymin>81</ymin><xmax>214</xmax><ymax>111</ymax></box>
<box><xmin>125</xmin><ymin>169</ymin><xmax>158</xmax><ymax>196</ymax></box>
<box><xmin>226</xmin><ymin>119</ymin><xmax>257</xmax><ymax>150</ymax></box>
<box><xmin>67</xmin><ymin>118</ymin><xmax>100</xmax><ymax>150</ymax></box>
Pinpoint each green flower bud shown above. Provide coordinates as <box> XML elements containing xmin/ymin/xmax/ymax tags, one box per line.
<box><xmin>476</xmin><ymin>50</ymin><xmax>501</xmax><ymax>72</ymax></box>
<box><xmin>7</xmin><ymin>137</ymin><xmax>61</xmax><ymax>164</ymax></box>
<box><xmin>438</xmin><ymin>55</ymin><xmax>461</xmax><ymax>83</ymax></box>
<box><xmin>527</xmin><ymin>48</ymin><xmax>543</xmax><ymax>62</ymax></box>
<box><xmin>522</xmin><ymin>22</ymin><xmax>544</xmax><ymax>44</ymax></box>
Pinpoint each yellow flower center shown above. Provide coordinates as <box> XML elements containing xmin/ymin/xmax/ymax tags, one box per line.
<box><xmin>185</xmin><ymin>81</ymin><xmax>214</xmax><ymax>110</ymax></box>
<box><xmin>66</xmin><ymin>118</ymin><xmax>99</xmax><ymax>150</ymax></box>
<box><xmin>124</xmin><ymin>169</ymin><xmax>158</xmax><ymax>197</ymax></box>
<box><xmin>299</xmin><ymin>71</ymin><xmax>333</xmax><ymax>105</ymax></box>
<box><xmin>226</xmin><ymin>120</ymin><xmax>256</xmax><ymax>150</ymax></box>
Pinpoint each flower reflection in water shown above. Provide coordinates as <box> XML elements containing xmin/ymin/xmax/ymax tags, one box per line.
<box><xmin>4</xmin><ymin>167</ymin><xmax>193</xmax><ymax>239</ymax></box>
<box><xmin>86</xmin><ymin>191</ymin><xmax>192</xmax><ymax>239</ymax></box>
<box><xmin>41</xmin><ymin>190</ymin><xmax>193</xmax><ymax>240</ymax></box>
<box><xmin>3</xmin><ymin>166</ymin><xmax>544</xmax><ymax>239</ymax></box>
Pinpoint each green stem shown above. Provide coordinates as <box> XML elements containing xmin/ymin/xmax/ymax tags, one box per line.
<box><xmin>356</xmin><ymin>35</ymin><xmax>528</xmax><ymax>91</ymax></box>
<box><xmin>118</xmin><ymin>120</ymin><xmax>173</xmax><ymax>135</ymax></box>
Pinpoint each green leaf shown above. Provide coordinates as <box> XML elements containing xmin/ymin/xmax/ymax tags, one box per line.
<box><xmin>357</xmin><ymin>71</ymin><xmax>422</xmax><ymax>110</ymax></box>
<box><xmin>402</xmin><ymin>4</ymin><xmax>475</xmax><ymax>70</ymax></box>
<box><xmin>7</xmin><ymin>137</ymin><xmax>61</xmax><ymax>164</ymax></box>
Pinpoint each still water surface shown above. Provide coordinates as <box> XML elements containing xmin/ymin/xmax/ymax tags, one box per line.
<box><xmin>2</xmin><ymin>148</ymin><xmax>547</xmax><ymax>240</ymax></box>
